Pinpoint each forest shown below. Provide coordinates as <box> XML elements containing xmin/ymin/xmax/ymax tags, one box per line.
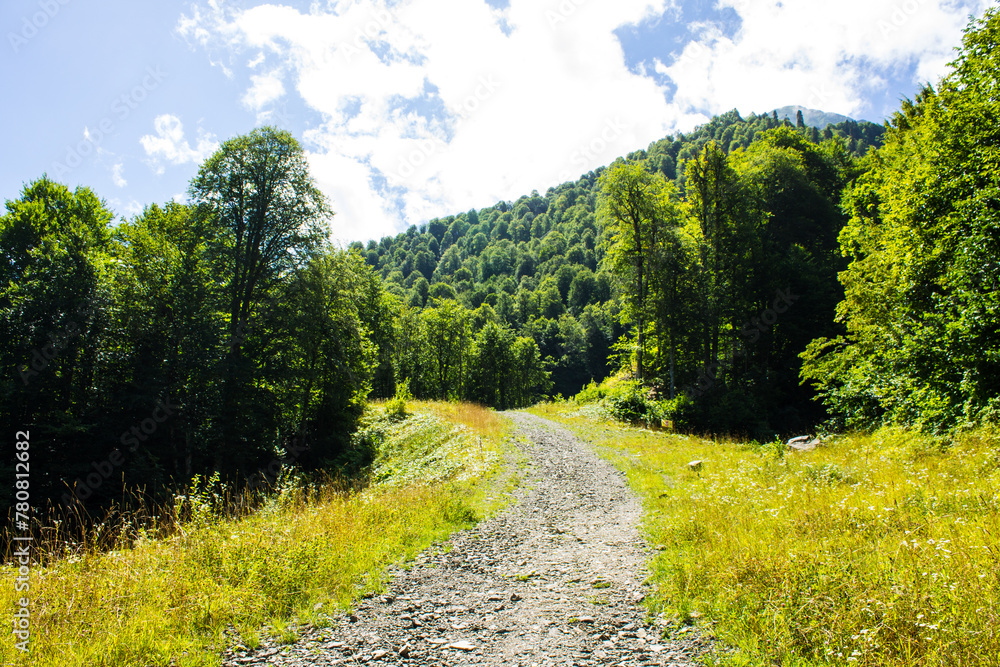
<box><xmin>2</xmin><ymin>6</ymin><xmax>998</xmax><ymax>517</ymax></box>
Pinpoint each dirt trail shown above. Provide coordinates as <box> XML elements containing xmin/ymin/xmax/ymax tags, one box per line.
<box><xmin>224</xmin><ymin>412</ymin><xmax>706</xmax><ymax>666</ymax></box>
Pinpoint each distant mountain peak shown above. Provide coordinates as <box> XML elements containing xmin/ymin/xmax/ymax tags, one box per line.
<box><xmin>772</xmin><ymin>106</ymin><xmax>856</xmax><ymax>128</ymax></box>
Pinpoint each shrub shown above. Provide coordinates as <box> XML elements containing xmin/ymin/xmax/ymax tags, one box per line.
<box><xmin>601</xmin><ymin>380</ymin><xmax>664</xmax><ymax>427</ymax></box>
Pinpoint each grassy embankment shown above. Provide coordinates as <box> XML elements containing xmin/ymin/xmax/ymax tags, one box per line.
<box><xmin>531</xmin><ymin>401</ymin><xmax>1000</xmax><ymax>666</ymax></box>
<box><xmin>0</xmin><ymin>400</ymin><xmax>516</xmax><ymax>666</ymax></box>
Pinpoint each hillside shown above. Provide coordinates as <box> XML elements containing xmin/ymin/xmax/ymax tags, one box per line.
<box><xmin>351</xmin><ymin>109</ymin><xmax>886</xmax><ymax>425</ymax></box>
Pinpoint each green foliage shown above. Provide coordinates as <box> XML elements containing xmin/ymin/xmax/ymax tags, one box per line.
<box><xmin>603</xmin><ymin>387</ymin><xmax>664</xmax><ymax>427</ymax></box>
<box><xmin>533</xmin><ymin>403</ymin><xmax>1000</xmax><ymax>667</ymax></box>
<box><xmin>595</xmin><ymin>126</ymin><xmax>853</xmax><ymax>435</ymax></box>
<box><xmin>366</xmin><ymin>109</ymin><xmax>879</xmax><ymax>407</ymax></box>
<box><xmin>802</xmin><ymin>8</ymin><xmax>1000</xmax><ymax>432</ymax></box>
<box><xmin>0</xmin><ymin>130</ymin><xmax>388</xmax><ymax>513</ymax></box>
<box><xmin>384</xmin><ymin>378</ymin><xmax>412</xmax><ymax>422</ymax></box>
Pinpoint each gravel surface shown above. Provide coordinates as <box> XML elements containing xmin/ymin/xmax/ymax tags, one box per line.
<box><xmin>222</xmin><ymin>411</ymin><xmax>709</xmax><ymax>667</ymax></box>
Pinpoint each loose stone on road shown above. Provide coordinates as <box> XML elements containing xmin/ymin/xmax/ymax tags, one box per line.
<box><xmin>224</xmin><ymin>412</ymin><xmax>706</xmax><ymax>666</ymax></box>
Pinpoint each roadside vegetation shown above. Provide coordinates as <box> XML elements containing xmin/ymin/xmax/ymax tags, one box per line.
<box><xmin>533</xmin><ymin>401</ymin><xmax>1000</xmax><ymax>666</ymax></box>
<box><xmin>0</xmin><ymin>401</ymin><xmax>515</xmax><ymax>667</ymax></box>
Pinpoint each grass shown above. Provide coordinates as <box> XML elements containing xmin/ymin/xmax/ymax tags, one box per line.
<box><xmin>531</xmin><ymin>401</ymin><xmax>1000</xmax><ymax>666</ymax></box>
<box><xmin>0</xmin><ymin>401</ymin><xmax>515</xmax><ymax>666</ymax></box>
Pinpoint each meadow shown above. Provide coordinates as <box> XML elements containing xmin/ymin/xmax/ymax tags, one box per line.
<box><xmin>0</xmin><ymin>401</ymin><xmax>515</xmax><ymax>667</ymax></box>
<box><xmin>531</xmin><ymin>402</ymin><xmax>1000</xmax><ymax>666</ymax></box>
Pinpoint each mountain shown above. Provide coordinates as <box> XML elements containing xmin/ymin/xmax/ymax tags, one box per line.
<box><xmin>773</xmin><ymin>105</ymin><xmax>858</xmax><ymax>128</ymax></box>
<box><xmin>351</xmin><ymin>108</ymin><xmax>886</xmax><ymax>405</ymax></box>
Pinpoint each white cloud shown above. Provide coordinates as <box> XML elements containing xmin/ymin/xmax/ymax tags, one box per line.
<box><xmin>179</xmin><ymin>0</ymin><xmax>987</xmax><ymax>241</ymax></box>
<box><xmin>111</xmin><ymin>162</ymin><xmax>127</xmax><ymax>188</ymax></box>
<box><xmin>109</xmin><ymin>198</ymin><xmax>144</xmax><ymax>218</ymax></box>
<box><xmin>662</xmin><ymin>0</ymin><xmax>992</xmax><ymax>119</ymax></box>
<box><xmin>242</xmin><ymin>71</ymin><xmax>285</xmax><ymax>110</ymax></box>
<box><xmin>140</xmin><ymin>115</ymin><xmax>219</xmax><ymax>175</ymax></box>
<box><xmin>179</xmin><ymin>0</ymin><xmax>681</xmax><ymax>241</ymax></box>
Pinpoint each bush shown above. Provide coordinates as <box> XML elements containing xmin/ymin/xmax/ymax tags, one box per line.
<box><xmin>664</xmin><ymin>386</ymin><xmax>774</xmax><ymax>439</ymax></box>
<box><xmin>600</xmin><ymin>380</ymin><xmax>664</xmax><ymax>427</ymax></box>
<box><xmin>573</xmin><ymin>380</ymin><xmax>608</xmax><ymax>404</ymax></box>
<box><xmin>384</xmin><ymin>379</ymin><xmax>412</xmax><ymax>422</ymax></box>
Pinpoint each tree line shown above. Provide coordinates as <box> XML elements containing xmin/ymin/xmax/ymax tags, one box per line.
<box><xmin>7</xmin><ymin>5</ymin><xmax>997</xmax><ymax>516</ymax></box>
<box><xmin>598</xmin><ymin>126</ymin><xmax>859</xmax><ymax>435</ymax></box>
<box><xmin>601</xmin><ymin>7</ymin><xmax>1000</xmax><ymax>436</ymax></box>
<box><xmin>0</xmin><ymin>129</ymin><xmax>552</xmax><ymax>513</ymax></box>
<box><xmin>352</xmin><ymin>109</ymin><xmax>884</xmax><ymax>407</ymax></box>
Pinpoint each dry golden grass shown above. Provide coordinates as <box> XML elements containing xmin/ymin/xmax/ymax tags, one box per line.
<box><xmin>409</xmin><ymin>400</ymin><xmax>506</xmax><ymax>440</ymax></box>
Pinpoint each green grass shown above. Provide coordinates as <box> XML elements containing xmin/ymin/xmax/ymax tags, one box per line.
<box><xmin>0</xmin><ymin>401</ymin><xmax>517</xmax><ymax>666</ymax></box>
<box><xmin>531</xmin><ymin>402</ymin><xmax>1000</xmax><ymax>666</ymax></box>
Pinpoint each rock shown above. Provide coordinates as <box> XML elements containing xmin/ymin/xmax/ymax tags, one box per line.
<box><xmin>448</xmin><ymin>640</ymin><xmax>477</xmax><ymax>651</ymax></box>
<box><xmin>786</xmin><ymin>435</ymin><xmax>821</xmax><ymax>451</ymax></box>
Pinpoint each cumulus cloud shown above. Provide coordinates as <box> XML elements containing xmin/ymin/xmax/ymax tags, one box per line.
<box><xmin>242</xmin><ymin>71</ymin><xmax>285</xmax><ymax>111</ymax></box>
<box><xmin>140</xmin><ymin>115</ymin><xmax>219</xmax><ymax>175</ymax></box>
<box><xmin>178</xmin><ymin>0</ymin><xmax>987</xmax><ymax>241</ymax></box>
<box><xmin>661</xmin><ymin>0</ymin><xmax>992</xmax><ymax>118</ymax></box>
<box><xmin>111</xmin><ymin>162</ymin><xmax>127</xmax><ymax>188</ymax></box>
<box><xmin>178</xmin><ymin>0</ymin><xmax>682</xmax><ymax>241</ymax></box>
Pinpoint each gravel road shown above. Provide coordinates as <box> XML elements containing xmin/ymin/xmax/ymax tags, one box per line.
<box><xmin>223</xmin><ymin>411</ymin><xmax>707</xmax><ymax>667</ymax></box>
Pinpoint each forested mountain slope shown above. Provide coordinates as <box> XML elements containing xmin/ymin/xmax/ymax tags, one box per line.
<box><xmin>353</xmin><ymin>109</ymin><xmax>884</xmax><ymax>430</ymax></box>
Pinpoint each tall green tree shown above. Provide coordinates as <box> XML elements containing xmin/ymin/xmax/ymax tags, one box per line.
<box><xmin>803</xmin><ymin>8</ymin><xmax>1000</xmax><ymax>430</ymax></box>
<box><xmin>598</xmin><ymin>162</ymin><xmax>677</xmax><ymax>380</ymax></box>
<box><xmin>278</xmin><ymin>250</ymin><xmax>377</xmax><ymax>464</ymax></box>
<box><xmin>421</xmin><ymin>299</ymin><xmax>470</xmax><ymax>399</ymax></box>
<box><xmin>189</xmin><ymin>127</ymin><xmax>331</xmax><ymax>462</ymax></box>
<box><xmin>0</xmin><ymin>178</ymin><xmax>113</xmax><ymax>502</ymax></box>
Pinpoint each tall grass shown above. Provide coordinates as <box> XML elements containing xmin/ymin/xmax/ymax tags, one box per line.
<box><xmin>531</xmin><ymin>403</ymin><xmax>1000</xmax><ymax>666</ymax></box>
<box><xmin>0</xmin><ymin>401</ymin><xmax>513</xmax><ymax>666</ymax></box>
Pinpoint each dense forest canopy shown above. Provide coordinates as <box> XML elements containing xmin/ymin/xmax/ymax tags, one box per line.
<box><xmin>4</xmin><ymin>5</ymin><xmax>1000</xmax><ymax>517</ymax></box>
<box><xmin>357</xmin><ymin>107</ymin><xmax>882</xmax><ymax>434</ymax></box>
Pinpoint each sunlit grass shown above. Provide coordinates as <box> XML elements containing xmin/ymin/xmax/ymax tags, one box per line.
<box><xmin>531</xmin><ymin>402</ymin><xmax>1000</xmax><ymax>666</ymax></box>
<box><xmin>0</xmin><ymin>401</ymin><xmax>515</xmax><ymax>666</ymax></box>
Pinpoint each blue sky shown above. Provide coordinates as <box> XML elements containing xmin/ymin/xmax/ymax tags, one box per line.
<box><xmin>2</xmin><ymin>0</ymin><xmax>992</xmax><ymax>242</ymax></box>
